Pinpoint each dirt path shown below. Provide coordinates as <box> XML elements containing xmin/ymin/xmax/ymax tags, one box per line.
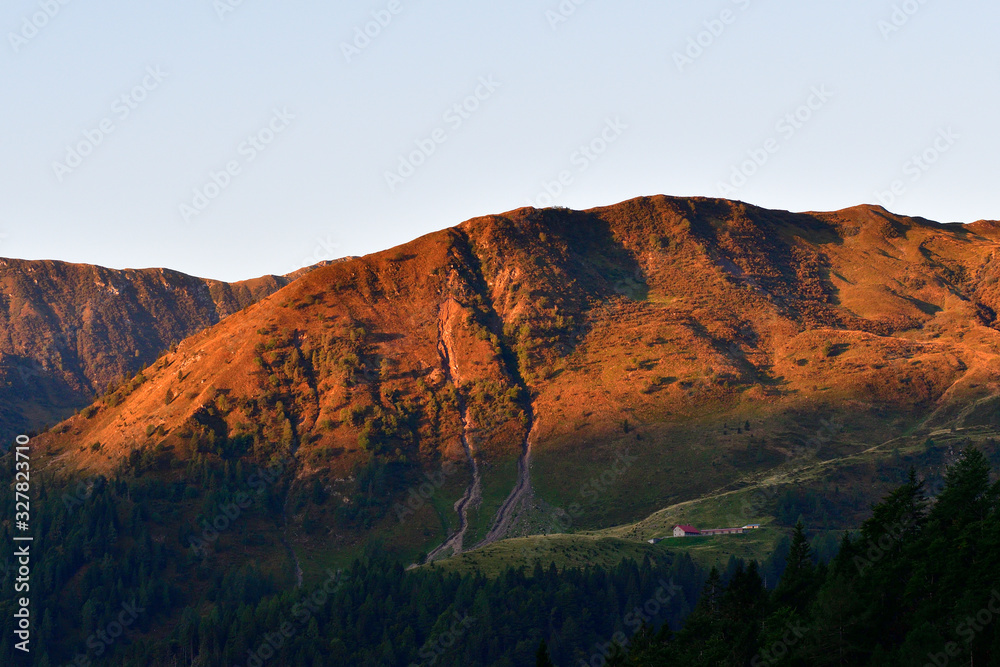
<box><xmin>475</xmin><ymin>407</ymin><xmax>536</xmax><ymax>547</ymax></box>
<box><xmin>425</xmin><ymin>300</ymin><xmax>482</xmax><ymax>561</ymax></box>
<box><xmin>606</xmin><ymin>428</ymin><xmax>931</xmax><ymax>540</ymax></box>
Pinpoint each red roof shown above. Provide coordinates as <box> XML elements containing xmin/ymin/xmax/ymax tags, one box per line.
<box><xmin>675</xmin><ymin>525</ymin><xmax>700</xmax><ymax>533</ymax></box>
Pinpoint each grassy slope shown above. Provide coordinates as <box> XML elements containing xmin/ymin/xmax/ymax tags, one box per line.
<box><xmin>431</xmin><ymin>419</ymin><xmax>1000</xmax><ymax>575</ymax></box>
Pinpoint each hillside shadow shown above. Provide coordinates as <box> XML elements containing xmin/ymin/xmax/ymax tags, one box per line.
<box><xmin>528</xmin><ymin>207</ymin><xmax>649</xmax><ymax>302</ymax></box>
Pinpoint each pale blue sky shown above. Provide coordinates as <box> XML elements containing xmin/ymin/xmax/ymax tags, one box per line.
<box><xmin>1</xmin><ymin>1</ymin><xmax>996</xmax><ymax>281</ymax></box>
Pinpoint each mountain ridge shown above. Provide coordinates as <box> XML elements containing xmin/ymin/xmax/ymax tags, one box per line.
<box><xmin>0</xmin><ymin>256</ymin><xmax>335</xmax><ymax>442</ymax></box>
<box><xmin>29</xmin><ymin>194</ymin><xmax>1000</xmax><ymax>569</ymax></box>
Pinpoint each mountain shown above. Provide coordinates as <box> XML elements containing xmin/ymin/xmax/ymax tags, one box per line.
<box><xmin>32</xmin><ymin>195</ymin><xmax>1000</xmax><ymax>573</ymax></box>
<box><xmin>0</xmin><ymin>258</ymin><xmax>328</xmax><ymax>443</ymax></box>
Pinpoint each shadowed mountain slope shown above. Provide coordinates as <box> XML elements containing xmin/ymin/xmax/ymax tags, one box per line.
<box><xmin>0</xmin><ymin>258</ymin><xmax>327</xmax><ymax>441</ymax></box>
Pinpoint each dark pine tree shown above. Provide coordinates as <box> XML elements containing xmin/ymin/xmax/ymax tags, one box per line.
<box><xmin>772</xmin><ymin>521</ymin><xmax>818</xmax><ymax>614</ymax></box>
<box><xmin>536</xmin><ymin>640</ymin><xmax>555</xmax><ymax>667</ymax></box>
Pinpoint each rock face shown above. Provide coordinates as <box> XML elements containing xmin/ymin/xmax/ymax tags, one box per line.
<box><xmin>0</xmin><ymin>258</ymin><xmax>304</xmax><ymax>441</ymax></box>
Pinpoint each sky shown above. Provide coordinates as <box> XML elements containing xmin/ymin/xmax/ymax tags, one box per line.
<box><xmin>1</xmin><ymin>0</ymin><xmax>996</xmax><ymax>282</ymax></box>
